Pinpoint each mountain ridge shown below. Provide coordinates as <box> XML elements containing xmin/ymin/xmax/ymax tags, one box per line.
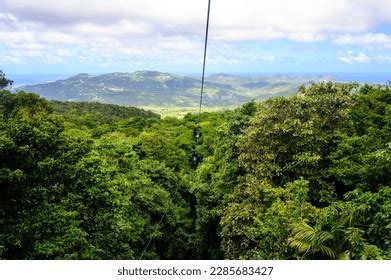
<box><xmin>17</xmin><ymin>71</ymin><xmax>338</xmax><ymax>107</ymax></box>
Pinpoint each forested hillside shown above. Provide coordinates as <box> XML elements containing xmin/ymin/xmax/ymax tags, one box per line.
<box><xmin>1</xmin><ymin>82</ymin><xmax>390</xmax><ymax>260</ymax></box>
<box><xmin>17</xmin><ymin>71</ymin><xmax>336</xmax><ymax>107</ymax></box>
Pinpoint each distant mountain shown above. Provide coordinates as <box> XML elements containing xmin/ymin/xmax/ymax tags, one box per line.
<box><xmin>17</xmin><ymin>71</ymin><xmax>337</xmax><ymax>107</ymax></box>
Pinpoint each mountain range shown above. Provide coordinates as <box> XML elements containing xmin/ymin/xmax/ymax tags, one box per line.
<box><xmin>17</xmin><ymin>71</ymin><xmax>338</xmax><ymax>107</ymax></box>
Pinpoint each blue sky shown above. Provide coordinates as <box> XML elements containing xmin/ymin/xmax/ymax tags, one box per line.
<box><xmin>0</xmin><ymin>0</ymin><xmax>391</xmax><ymax>75</ymax></box>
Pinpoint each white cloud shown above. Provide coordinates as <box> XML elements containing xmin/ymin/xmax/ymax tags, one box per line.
<box><xmin>288</xmin><ymin>32</ymin><xmax>326</xmax><ymax>42</ymax></box>
<box><xmin>0</xmin><ymin>0</ymin><xmax>390</xmax><ymax>66</ymax></box>
<box><xmin>335</xmin><ymin>33</ymin><xmax>391</xmax><ymax>44</ymax></box>
<box><xmin>40</xmin><ymin>32</ymin><xmax>77</xmax><ymax>45</ymax></box>
<box><xmin>119</xmin><ymin>47</ymin><xmax>144</xmax><ymax>56</ymax></box>
<box><xmin>3</xmin><ymin>44</ymin><xmax>75</xmax><ymax>65</ymax></box>
<box><xmin>158</xmin><ymin>37</ymin><xmax>202</xmax><ymax>52</ymax></box>
<box><xmin>334</xmin><ymin>33</ymin><xmax>391</xmax><ymax>49</ymax></box>
<box><xmin>1</xmin><ymin>0</ymin><xmax>390</xmax><ymax>43</ymax></box>
<box><xmin>338</xmin><ymin>51</ymin><xmax>370</xmax><ymax>64</ymax></box>
<box><xmin>55</xmin><ymin>49</ymin><xmax>72</xmax><ymax>57</ymax></box>
<box><xmin>337</xmin><ymin>51</ymin><xmax>391</xmax><ymax>64</ymax></box>
<box><xmin>1</xmin><ymin>56</ymin><xmax>23</xmax><ymax>64</ymax></box>
<box><xmin>72</xmin><ymin>20</ymin><xmax>152</xmax><ymax>38</ymax></box>
<box><xmin>0</xmin><ymin>12</ymin><xmax>16</xmax><ymax>22</ymax></box>
<box><xmin>259</xmin><ymin>55</ymin><xmax>277</xmax><ymax>62</ymax></box>
<box><xmin>213</xmin><ymin>28</ymin><xmax>285</xmax><ymax>42</ymax></box>
<box><xmin>377</xmin><ymin>55</ymin><xmax>391</xmax><ymax>62</ymax></box>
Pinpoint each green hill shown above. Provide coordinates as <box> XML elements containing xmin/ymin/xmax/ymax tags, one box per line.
<box><xmin>18</xmin><ymin>71</ymin><xmax>337</xmax><ymax>107</ymax></box>
<box><xmin>50</xmin><ymin>100</ymin><xmax>160</xmax><ymax>120</ymax></box>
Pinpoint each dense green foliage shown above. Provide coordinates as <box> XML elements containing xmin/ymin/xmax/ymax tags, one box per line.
<box><xmin>51</xmin><ymin>101</ymin><xmax>159</xmax><ymax>120</ymax></box>
<box><xmin>0</xmin><ymin>71</ymin><xmax>13</xmax><ymax>89</ymax></box>
<box><xmin>1</xmin><ymin>81</ymin><xmax>390</xmax><ymax>259</ymax></box>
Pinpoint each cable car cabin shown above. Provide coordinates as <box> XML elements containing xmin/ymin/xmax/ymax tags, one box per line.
<box><xmin>193</xmin><ymin>127</ymin><xmax>202</xmax><ymax>143</ymax></box>
<box><xmin>190</xmin><ymin>152</ymin><xmax>202</xmax><ymax>168</ymax></box>
<box><xmin>190</xmin><ymin>127</ymin><xmax>202</xmax><ymax>167</ymax></box>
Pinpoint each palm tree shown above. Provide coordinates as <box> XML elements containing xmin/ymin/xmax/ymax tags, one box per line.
<box><xmin>288</xmin><ymin>222</ymin><xmax>350</xmax><ymax>259</ymax></box>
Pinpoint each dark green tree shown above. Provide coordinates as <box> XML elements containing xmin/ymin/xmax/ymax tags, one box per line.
<box><xmin>0</xmin><ymin>71</ymin><xmax>13</xmax><ymax>89</ymax></box>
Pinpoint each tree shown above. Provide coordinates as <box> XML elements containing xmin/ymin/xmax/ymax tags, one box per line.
<box><xmin>330</xmin><ymin>85</ymin><xmax>391</xmax><ymax>192</ymax></box>
<box><xmin>190</xmin><ymin>102</ymin><xmax>258</xmax><ymax>259</ymax></box>
<box><xmin>1</xmin><ymin>82</ymin><xmax>389</xmax><ymax>260</ymax></box>
<box><xmin>0</xmin><ymin>71</ymin><xmax>13</xmax><ymax>89</ymax></box>
<box><xmin>218</xmin><ymin>82</ymin><xmax>388</xmax><ymax>259</ymax></box>
<box><xmin>238</xmin><ymin>82</ymin><xmax>356</xmax><ymax>204</ymax></box>
<box><xmin>288</xmin><ymin>222</ymin><xmax>338</xmax><ymax>259</ymax></box>
<box><xmin>0</xmin><ymin>91</ymin><xmax>92</xmax><ymax>259</ymax></box>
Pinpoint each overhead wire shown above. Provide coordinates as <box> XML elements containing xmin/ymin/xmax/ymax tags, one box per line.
<box><xmin>139</xmin><ymin>212</ymin><xmax>167</xmax><ymax>260</ymax></box>
<box><xmin>198</xmin><ymin>0</ymin><xmax>211</xmax><ymax>117</ymax></box>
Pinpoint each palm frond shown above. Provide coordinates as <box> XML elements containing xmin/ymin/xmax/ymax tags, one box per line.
<box><xmin>288</xmin><ymin>222</ymin><xmax>337</xmax><ymax>259</ymax></box>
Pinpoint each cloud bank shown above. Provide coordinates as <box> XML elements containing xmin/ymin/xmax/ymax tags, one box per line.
<box><xmin>0</xmin><ymin>0</ymin><xmax>390</xmax><ymax>69</ymax></box>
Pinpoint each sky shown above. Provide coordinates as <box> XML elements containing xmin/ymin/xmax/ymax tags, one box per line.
<box><xmin>1</xmin><ymin>0</ymin><xmax>391</xmax><ymax>76</ymax></box>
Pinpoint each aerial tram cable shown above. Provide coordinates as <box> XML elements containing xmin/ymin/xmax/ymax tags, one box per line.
<box><xmin>140</xmin><ymin>1</ymin><xmax>212</xmax><ymax>258</ymax></box>
<box><xmin>192</xmin><ymin>0</ymin><xmax>211</xmax><ymax>167</ymax></box>
<box><xmin>139</xmin><ymin>212</ymin><xmax>166</xmax><ymax>260</ymax></box>
<box><xmin>198</xmin><ymin>0</ymin><xmax>211</xmax><ymax>118</ymax></box>
<box><xmin>190</xmin><ymin>0</ymin><xmax>211</xmax><ymax>168</ymax></box>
